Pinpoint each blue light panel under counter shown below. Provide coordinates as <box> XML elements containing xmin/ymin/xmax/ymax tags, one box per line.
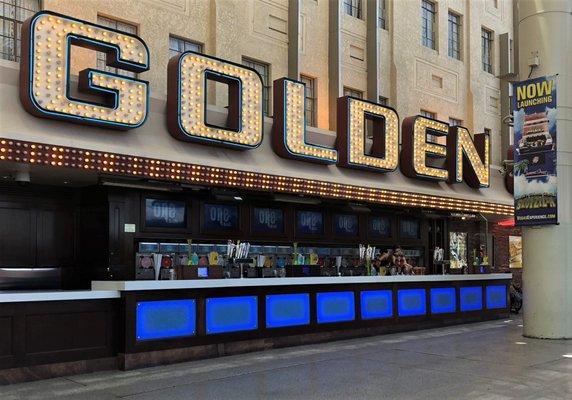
<box><xmin>430</xmin><ymin>288</ymin><xmax>456</xmax><ymax>314</ymax></box>
<box><xmin>486</xmin><ymin>285</ymin><xmax>507</xmax><ymax>309</ymax></box>
<box><xmin>397</xmin><ymin>289</ymin><xmax>426</xmax><ymax>317</ymax></box>
<box><xmin>136</xmin><ymin>299</ymin><xmax>196</xmax><ymax>341</ymax></box>
<box><xmin>360</xmin><ymin>290</ymin><xmax>393</xmax><ymax>320</ymax></box>
<box><xmin>316</xmin><ymin>291</ymin><xmax>355</xmax><ymax>324</ymax></box>
<box><xmin>460</xmin><ymin>286</ymin><xmax>483</xmax><ymax>312</ymax></box>
<box><xmin>266</xmin><ymin>293</ymin><xmax>310</xmax><ymax>328</ymax></box>
<box><xmin>206</xmin><ymin>296</ymin><xmax>258</xmax><ymax>334</ymax></box>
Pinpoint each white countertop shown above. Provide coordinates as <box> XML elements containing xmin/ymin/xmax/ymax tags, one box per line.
<box><xmin>0</xmin><ymin>290</ymin><xmax>120</xmax><ymax>303</ymax></box>
<box><xmin>0</xmin><ymin>274</ymin><xmax>512</xmax><ymax>302</ymax></box>
<box><xmin>92</xmin><ymin>273</ymin><xmax>512</xmax><ymax>292</ymax></box>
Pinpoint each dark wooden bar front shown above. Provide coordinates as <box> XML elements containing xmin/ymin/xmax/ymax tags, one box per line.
<box><xmin>103</xmin><ymin>275</ymin><xmax>511</xmax><ymax>370</ymax></box>
<box><xmin>0</xmin><ymin>297</ymin><xmax>119</xmax><ymax>384</ymax></box>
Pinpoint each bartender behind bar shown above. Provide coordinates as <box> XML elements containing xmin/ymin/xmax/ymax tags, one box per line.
<box><xmin>374</xmin><ymin>245</ymin><xmax>415</xmax><ymax>276</ymax></box>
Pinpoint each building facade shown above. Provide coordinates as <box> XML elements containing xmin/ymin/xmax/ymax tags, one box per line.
<box><xmin>0</xmin><ymin>0</ymin><xmax>518</xmax><ymax>279</ymax></box>
<box><xmin>2</xmin><ymin>0</ymin><xmax>515</xmax><ymax>165</ymax></box>
<box><xmin>1</xmin><ymin>0</ymin><xmax>516</xmax><ymax>196</ymax></box>
<box><xmin>1</xmin><ymin>0</ymin><xmax>542</xmax><ymax>381</ymax></box>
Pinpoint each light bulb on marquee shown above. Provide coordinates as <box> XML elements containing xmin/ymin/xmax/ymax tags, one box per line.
<box><xmin>19</xmin><ymin>11</ymin><xmax>149</xmax><ymax>129</ymax></box>
<box><xmin>15</xmin><ymin>11</ymin><xmax>502</xmax><ymax>194</ymax></box>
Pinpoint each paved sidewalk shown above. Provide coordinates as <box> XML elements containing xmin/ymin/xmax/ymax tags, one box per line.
<box><xmin>1</xmin><ymin>317</ymin><xmax>570</xmax><ymax>399</ymax></box>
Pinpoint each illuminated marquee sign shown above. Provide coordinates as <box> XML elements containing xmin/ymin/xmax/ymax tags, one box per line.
<box><xmin>167</xmin><ymin>52</ymin><xmax>263</xmax><ymax>149</ymax></box>
<box><xmin>400</xmin><ymin>116</ymin><xmax>449</xmax><ymax>182</ymax></box>
<box><xmin>18</xmin><ymin>11</ymin><xmax>490</xmax><ymax>189</ymax></box>
<box><xmin>336</xmin><ymin>96</ymin><xmax>399</xmax><ymax>172</ymax></box>
<box><xmin>20</xmin><ymin>11</ymin><xmax>149</xmax><ymax>129</ymax></box>
<box><xmin>447</xmin><ymin>126</ymin><xmax>490</xmax><ymax>188</ymax></box>
<box><xmin>272</xmin><ymin>78</ymin><xmax>337</xmax><ymax>164</ymax></box>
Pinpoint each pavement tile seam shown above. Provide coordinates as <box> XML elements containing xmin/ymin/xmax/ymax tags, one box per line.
<box><xmin>76</xmin><ymin>350</ymin><xmax>373</xmax><ymax>398</ymax></box>
<box><xmin>114</xmin><ymin>358</ymin><xmax>348</xmax><ymax>399</ymax></box>
<box><xmin>71</xmin><ymin>350</ymin><xmax>365</xmax><ymax>396</ymax></box>
<box><xmin>352</xmin><ymin>356</ymin><xmax>567</xmax><ymax>399</ymax></box>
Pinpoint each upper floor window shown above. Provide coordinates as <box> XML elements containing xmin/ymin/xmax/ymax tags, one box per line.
<box><xmin>0</xmin><ymin>0</ymin><xmax>40</xmax><ymax>62</ymax></box>
<box><xmin>300</xmin><ymin>75</ymin><xmax>317</xmax><ymax>127</ymax></box>
<box><xmin>96</xmin><ymin>16</ymin><xmax>137</xmax><ymax>78</ymax></box>
<box><xmin>169</xmin><ymin>35</ymin><xmax>202</xmax><ymax>58</ymax></box>
<box><xmin>378</xmin><ymin>0</ymin><xmax>387</xmax><ymax>30</ymax></box>
<box><xmin>421</xmin><ymin>0</ymin><xmax>436</xmax><ymax>50</ymax></box>
<box><xmin>482</xmin><ymin>27</ymin><xmax>494</xmax><ymax>74</ymax></box>
<box><xmin>449</xmin><ymin>117</ymin><xmax>462</xmax><ymax>127</ymax></box>
<box><xmin>420</xmin><ymin>110</ymin><xmax>436</xmax><ymax>119</ymax></box>
<box><xmin>448</xmin><ymin>12</ymin><xmax>461</xmax><ymax>60</ymax></box>
<box><xmin>242</xmin><ymin>57</ymin><xmax>270</xmax><ymax>116</ymax></box>
<box><xmin>343</xmin><ymin>0</ymin><xmax>362</xmax><ymax>20</ymax></box>
<box><xmin>378</xmin><ymin>96</ymin><xmax>388</xmax><ymax>106</ymax></box>
<box><xmin>421</xmin><ymin>110</ymin><xmax>438</xmax><ymax>141</ymax></box>
<box><xmin>344</xmin><ymin>86</ymin><xmax>363</xmax><ymax>99</ymax></box>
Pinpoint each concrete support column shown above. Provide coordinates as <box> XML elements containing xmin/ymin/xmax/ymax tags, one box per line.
<box><xmin>517</xmin><ymin>0</ymin><xmax>572</xmax><ymax>339</ymax></box>
<box><xmin>288</xmin><ymin>0</ymin><xmax>300</xmax><ymax>80</ymax></box>
<box><xmin>328</xmin><ymin>0</ymin><xmax>341</xmax><ymax>130</ymax></box>
<box><xmin>366</xmin><ymin>0</ymin><xmax>379</xmax><ymax>102</ymax></box>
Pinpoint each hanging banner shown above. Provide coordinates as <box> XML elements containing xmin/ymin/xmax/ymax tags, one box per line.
<box><xmin>512</xmin><ymin>75</ymin><xmax>557</xmax><ymax>226</ymax></box>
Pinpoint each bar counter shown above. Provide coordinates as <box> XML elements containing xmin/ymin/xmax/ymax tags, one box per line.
<box><xmin>0</xmin><ymin>273</ymin><xmax>512</xmax><ymax>382</ymax></box>
<box><xmin>0</xmin><ymin>290</ymin><xmax>120</xmax><ymax>303</ymax></box>
<box><xmin>91</xmin><ymin>273</ymin><xmax>512</xmax><ymax>290</ymax></box>
<box><xmin>96</xmin><ymin>273</ymin><xmax>511</xmax><ymax>370</ymax></box>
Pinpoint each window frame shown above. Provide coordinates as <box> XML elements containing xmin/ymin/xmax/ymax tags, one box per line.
<box><xmin>448</xmin><ymin>11</ymin><xmax>462</xmax><ymax>60</ymax></box>
<box><xmin>449</xmin><ymin>117</ymin><xmax>463</xmax><ymax>127</ymax></box>
<box><xmin>420</xmin><ymin>109</ymin><xmax>439</xmax><ymax>142</ymax></box>
<box><xmin>242</xmin><ymin>56</ymin><xmax>271</xmax><ymax>117</ymax></box>
<box><xmin>343</xmin><ymin>0</ymin><xmax>362</xmax><ymax>20</ymax></box>
<box><xmin>343</xmin><ymin>86</ymin><xmax>363</xmax><ymax>99</ymax></box>
<box><xmin>300</xmin><ymin>74</ymin><xmax>317</xmax><ymax>128</ymax></box>
<box><xmin>378</xmin><ymin>0</ymin><xmax>387</xmax><ymax>30</ymax></box>
<box><xmin>420</xmin><ymin>110</ymin><xmax>437</xmax><ymax>120</ymax></box>
<box><xmin>481</xmin><ymin>27</ymin><xmax>494</xmax><ymax>74</ymax></box>
<box><xmin>0</xmin><ymin>0</ymin><xmax>41</xmax><ymax>62</ymax></box>
<box><xmin>96</xmin><ymin>15</ymin><xmax>138</xmax><ymax>78</ymax></box>
<box><xmin>168</xmin><ymin>35</ymin><xmax>203</xmax><ymax>59</ymax></box>
<box><xmin>421</xmin><ymin>0</ymin><xmax>437</xmax><ymax>50</ymax></box>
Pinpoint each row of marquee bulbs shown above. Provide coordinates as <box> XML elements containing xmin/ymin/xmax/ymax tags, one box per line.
<box><xmin>0</xmin><ymin>139</ymin><xmax>509</xmax><ymax>215</ymax></box>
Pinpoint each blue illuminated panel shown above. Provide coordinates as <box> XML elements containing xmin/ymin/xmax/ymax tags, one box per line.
<box><xmin>206</xmin><ymin>296</ymin><xmax>258</xmax><ymax>334</ymax></box>
<box><xmin>360</xmin><ymin>290</ymin><xmax>393</xmax><ymax>320</ymax></box>
<box><xmin>397</xmin><ymin>289</ymin><xmax>426</xmax><ymax>317</ymax></box>
<box><xmin>430</xmin><ymin>288</ymin><xmax>456</xmax><ymax>314</ymax></box>
<box><xmin>317</xmin><ymin>292</ymin><xmax>355</xmax><ymax>324</ymax></box>
<box><xmin>136</xmin><ymin>299</ymin><xmax>196</xmax><ymax>341</ymax></box>
<box><xmin>460</xmin><ymin>286</ymin><xmax>483</xmax><ymax>312</ymax></box>
<box><xmin>486</xmin><ymin>285</ymin><xmax>507</xmax><ymax>309</ymax></box>
<box><xmin>266</xmin><ymin>294</ymin><xmax>310</xmax><ymax>328</ymax></box>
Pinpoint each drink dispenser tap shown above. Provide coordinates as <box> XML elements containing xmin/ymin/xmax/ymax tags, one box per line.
<box><xmin>135</xmin><ymin>242</ymin><xmax>158</xmax><ymax>280</ymax></box>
